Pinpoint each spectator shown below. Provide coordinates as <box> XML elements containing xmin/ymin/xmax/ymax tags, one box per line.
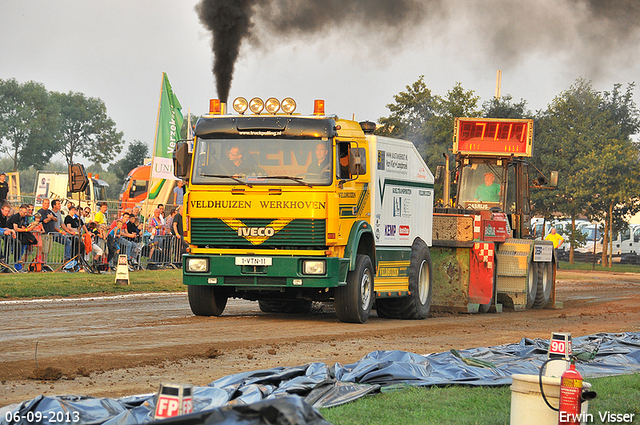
<box><xmin>0</xmin><ymin>173</ymin><xmax>8</xmax><ymax>204</ymax></box>
<box><xmin>132</xmin><ymin>205</ymin><xmax>143</xmax><ymax>223</ymax></box>
<box><xmin>0</xmin><ymin>203</ymin><xmax>11</xmax><ymax>264</ymax></box>
<box><xmin>86</xmin><ymin>222</ymin><xmax>105</xmax><ymax>263</ymax></box>
<box><xmin>64</xmin><ymin>206</ymin><xmax>82</xmax><ymax>259</ymax></box>
<box><xmin>158</xmin><ymin>204</ymin><xmax>166</xmax><ymax>224</ymax></box>
<box><xmin>173</xmin><ymin>180</ymin><xmax>185</xmax><ymax>206</ymax></box>
<box><xmin>166</xmin><ymin>208</ymin><xmax>177</xmax><ymax>235</ymax></box>
<box><xmin>51</xmin><ymin>199</ymin><xmax>73</xmax><ymax>263</ymax></box>
<box><xmin>27</xmin><ymin>212</ymin><xmax>45</xmax><ymax>270</ymax></box>
<box><xmin>84</xmin><ymin>206</ymin><xmax>92</xmax><ymax>222</ymax></box>
<box><xmin>37</xmin><ymin>199</ymin><xmax>57</xmax><ymax>265</ymax></box>
<box><xmin>94</xmin><ymin>202</ymin><xmax>108</xmax><ymax>225</ymax></box>
<box><xmin>8</xmin><ymin>204</ymin><xmax>37</xmax><ymax>270</ymax></box>
<box><xmin>107</xmin><ymin>219</ymin><xmax>124</xmax><ymax>267</ymax></box>
<box><xmin>173</xmin><ymin>205</ymin><xmax>187</xmax><ymax>258</ymax></box>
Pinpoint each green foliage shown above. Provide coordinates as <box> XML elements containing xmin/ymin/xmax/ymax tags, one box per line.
<box><xmin>109</xmin><ymin>140</ymin><xmax>150</xmax><ymax>181</ymax></box>
<box><xmin>482</xmin><ymin>94</ymin><xmax>531</xmax><ymax>119</ymax></box>
<box><xmin>0</xmin><ymin>78</ymin><xmax>61</xmax><ymax>171</ymax></box>
<box><xmin>376</xmin><ymin>78</ymin><xmax>480</xmax><ymax>172</ymax></box>
<box><xmin>52</xmin><ymin>91</ymin><xmax>125</xmax><ymax>166</ymax></box>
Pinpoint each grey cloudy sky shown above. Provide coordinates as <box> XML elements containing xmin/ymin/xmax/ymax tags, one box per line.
<box><xmin>2</xmin><ymin>0</ymin><xmax>639</xmax><ymax>163</ymax></box>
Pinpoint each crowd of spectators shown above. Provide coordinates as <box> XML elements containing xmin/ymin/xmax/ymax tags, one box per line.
<box><xmin>0</xmin><ymin>199</ymin><xmax>186</xmax><ymax>273</ymax></box>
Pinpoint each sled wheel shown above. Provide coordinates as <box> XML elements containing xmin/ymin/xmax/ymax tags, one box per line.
<box><xmin>534</xmin><ymin>262</ymin><xmax>553</xmax><ymax>308</ymax></box>
<box><xmin>526</xmin><ymin>257</ymin><xmax>538</xmax><ymax>309</ymax></box>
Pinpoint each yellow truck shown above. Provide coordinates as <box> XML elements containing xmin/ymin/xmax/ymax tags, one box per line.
<box><xmin>173</xmin><ymin>98</ymin><xmax>434</xmax><ymax>323</ymax></box>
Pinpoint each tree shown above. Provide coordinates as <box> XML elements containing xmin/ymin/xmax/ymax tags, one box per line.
<box><xmin>0</xmin><ymin>79</ymin><xmax>61</xmax><ymax>171</ymax></box>
<box><xmin>533</xmin><ymin>78</ymin><xmax>640</xmax><ymax>264</ymax></box>
<box><xmin>52</xmin><ymin>91</ymin><xmax>125</xmax><ymax>166</ymax></box>
<box><xmin>109</xmin><ymin>140</ymin><xmax>149</xmax><ymax>181</ymax></box>
<box><xmin>482</xmin><ymin>94</ymin><xmax>531</xmax><ymax>119</ymax></box>
<box><xmin>376</xmin><ymin>75</ymin><xmax>437</xmax><ymax>149</ymax></box>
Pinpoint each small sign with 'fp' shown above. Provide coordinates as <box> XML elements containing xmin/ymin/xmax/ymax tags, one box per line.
<box><xmin>154</xmin><ymin>383</ymin><xmax>193</xmax><ymax>420</ymax></box>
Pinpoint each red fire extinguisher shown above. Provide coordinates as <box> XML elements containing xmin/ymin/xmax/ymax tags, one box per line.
<box><xmin>558</xmin><ymin>361</ymin><xmax>583</xmax><ymax>425</ymax></box>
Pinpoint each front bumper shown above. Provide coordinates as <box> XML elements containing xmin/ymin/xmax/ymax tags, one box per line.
<box><xmin>183</xmin><ymin>254</ymin><xmax>348</xmax><ymax>288</ymax></box>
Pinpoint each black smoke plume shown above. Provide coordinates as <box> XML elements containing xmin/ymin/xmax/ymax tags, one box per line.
<box><xmin>195</xmin><ymin>0</ymin><xmax>256</xmax><ymax>103</ymax></box>
<box><xmin>196</xmin><ymin>0</ymin><xmax>435</xmax><ymax>102</ymax></box>
<box><xmin>196</xmin><ymin>0</ymin><xmax>640</xmax><ymax>101</ymax></box>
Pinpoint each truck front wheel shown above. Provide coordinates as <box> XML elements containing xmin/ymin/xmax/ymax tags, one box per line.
<box><xmin>188</xmin><ymin>285</ymin><xmax>228</xmax><ymax>316</ymax></box>
<box><xmin>335</xmin><ymin>254</ymin><xmax>374</xmax><ymax>323</ymax></box>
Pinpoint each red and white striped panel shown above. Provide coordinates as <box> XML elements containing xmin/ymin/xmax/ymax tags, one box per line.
<box><xmin>473</xmin><ymin>242</ymin><xmax>494</xmax><ymax>269</ymax></box>
<box><xmin>473</xmin><ymin>214</ymin><xmax>482</xmax><ymax>240</ymax></box>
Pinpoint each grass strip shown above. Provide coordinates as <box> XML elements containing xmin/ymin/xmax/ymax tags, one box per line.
<box><xmin>0</xmin><ymin>269</ymin><xmax>184</xmax><ymax>299</ymax></box>
<box><xmin>321</xmin><ymin>373</ymin><xmax>640</xmax><ymax>425</ymax></box>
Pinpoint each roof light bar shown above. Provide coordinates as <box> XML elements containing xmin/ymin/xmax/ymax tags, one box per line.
<box><xmin>265</xmin><ymin>97</ymin><xmax>280</xmax><ymax>114</ymax></box>
<box><xmin>282</xmin><ymin>98</ymin><xmax>296</xmax><ymax>114</ymax></box>
<box><xmin>233</xmin><ymin>97</ymin><xmax>248</xmax><ymax>114</ymax></box>
<box><xmin>249</xmin><ymin>97</ymin><xmax>264</xmax><ymax>114</ymax></box>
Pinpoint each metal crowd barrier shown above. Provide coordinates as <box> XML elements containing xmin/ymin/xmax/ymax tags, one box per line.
<box><xmin>0</xmin><ymin>232</ymin><xmax>186</xmax><ymax>273</ymax></box>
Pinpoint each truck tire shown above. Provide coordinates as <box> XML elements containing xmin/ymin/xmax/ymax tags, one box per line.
<box><xmin>526</xmin><ymin>257</ymin><xmax>538</xmax><ymax>309</ymax></box>
<box><xmin>533</xmin><ymin>262</ymin><xmax>553</xmax><ymax>308</ymax></box>
<box><xmin>258</xmin><ymin>300</ymin><xmax>313</xmax><ymax>314</ymax></box>
<box><xmin>335</xmin><ymin>254</ymin><xmax>374</xmax><ymax>323</ymax></box>
<box><xmin>376</xmin><ymin>238</ymin><xmax>433</xmax><ymax>320</ymax></box>
<box><xmin>188</xmin><ymin>285</ymin><xmax>228</xmax><ymax>316</ymax></box>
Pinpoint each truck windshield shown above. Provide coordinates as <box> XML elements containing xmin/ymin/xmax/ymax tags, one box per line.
<box><xmin>457</xmin><ymin>163</ymin><xmax>503</xmax><ymax>209</ymax></box>
<box><xmin>191</xmin><ymin>138</ymin><xmax>333</xmax><ymax>186</ymax></box>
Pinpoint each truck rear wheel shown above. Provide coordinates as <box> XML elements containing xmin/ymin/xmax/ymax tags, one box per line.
<box><xmin>534</xmin><ymin>262</ymin><xmax>553</xmax><ymax>308</ymax></box>
<box><xmin>526</xmin><ymin>257</ymin><xmax>538</xmax><ymax>309</ymax></box>
<box><xmin>335</xmin><ymin>254</ymin><xmax>374</xmax><ymax>323</ymax></box>
<box><xmin>188</xmin><ymin>285</ymin><xmax>228</xmax><ymax>316</ymax></box>
<box><xmin>258</xmin><ymin>300</ymin><xmax>313</xmax><ymax>314</ymax></box>
<box><xmin>376</xmin><ymin>238</ymin><xmax>433</xmax><ymax>320</ymax></box>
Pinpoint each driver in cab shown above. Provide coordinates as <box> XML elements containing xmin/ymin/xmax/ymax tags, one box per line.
<box><xmin>306</xmin><ymin>142</ymin><xmax>330</xmax><ymax>176</ymax></box>
<box><xmin>216</xmin><ymin>146</ymin><xmax>258</xmax><ymax>177</ymax></box>
<box><xmin>474</xmin><ymin>172</ymin><xmax>500</xmax><ymax>202</ymax></box>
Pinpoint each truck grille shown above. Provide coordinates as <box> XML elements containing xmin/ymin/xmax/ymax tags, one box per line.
<box><xmin>190</xmin><ymin>218</ymin><xmax>326</xmax><ymax>248</ymax></box>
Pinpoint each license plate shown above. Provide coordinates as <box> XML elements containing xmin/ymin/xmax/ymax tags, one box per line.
<box><xmin>235</xmin><ymin>257</ymin><xmax>272</xmax><ymax>266</ymax></box>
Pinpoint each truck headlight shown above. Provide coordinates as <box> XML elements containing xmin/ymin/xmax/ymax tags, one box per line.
<box><xmin>186</xmin><ymin>258</ymin><xmax>209</xmax><ymax>273</ymax></box>
<box><xmin>303</xmin><ymin>260</ymin><xmax>326</xmax><ymax>275</ymax></box>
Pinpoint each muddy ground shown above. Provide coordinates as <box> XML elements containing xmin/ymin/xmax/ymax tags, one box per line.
<box><xmin>1</xmin><ymin>270</ymin><xmax>639</xmax><ymax>407</ymax></box>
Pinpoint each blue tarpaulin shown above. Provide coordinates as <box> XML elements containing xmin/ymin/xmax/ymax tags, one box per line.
<box><xmin>2</xmin><ymin>332</ymin><xmax>639</xmax><ymax>425</ymax></box>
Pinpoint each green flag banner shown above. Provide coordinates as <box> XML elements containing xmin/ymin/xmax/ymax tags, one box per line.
<box><xmin>151</xmin><ymin>72</ymin><xmax>183</xmax><ymax>181</ymax></box>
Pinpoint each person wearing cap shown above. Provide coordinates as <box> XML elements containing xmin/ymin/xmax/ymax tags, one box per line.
<box><xmin>0</xmin><ymin>173</ymin><xmax>9</xmax><ymax>204</ymax></box>
<box><xmin>474</xmin><ymin>172</ymin><xmax>500</xmax><ymax>203</ymax></box>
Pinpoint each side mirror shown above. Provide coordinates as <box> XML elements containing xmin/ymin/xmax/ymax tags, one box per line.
<box><xmin>349</xmin><ymin>147</ymin><xmax>366</xmax><ymax>176</ymax></box>
<box><xmin>68</xmin><ymin>164</ymin><xmax>89</xmax><ymax>193</ymax></box>
<box><xmin>173</xmin><ymin>142</ymin><xmax>192</xmax><ymax>179</ymax></box>
<box><xmin>549</xmin><ymin>171</ymin><xmax>558</xmax><ymax>187</ymax></box>
<box><xmin>434</xmin><ymin>165</ymin><xmax>444</xmax><ymax>184</ymax></box>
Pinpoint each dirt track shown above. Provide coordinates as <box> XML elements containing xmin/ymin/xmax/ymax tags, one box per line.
<box><xmin>2</xmin><ymin>270</ymin><xmax>640</xmax><ymax>407</ymax></box>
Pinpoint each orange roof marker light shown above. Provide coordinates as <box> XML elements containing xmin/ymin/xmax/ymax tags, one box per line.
<box><xmin>313</xmin><ymin>99</ymin><xmax>325</xmax><ymax>115</ymax></box>
<box><xmin>209</xmin><ymin>99</ymin><xmax>223</xmax><ymax>115</ymax></box>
